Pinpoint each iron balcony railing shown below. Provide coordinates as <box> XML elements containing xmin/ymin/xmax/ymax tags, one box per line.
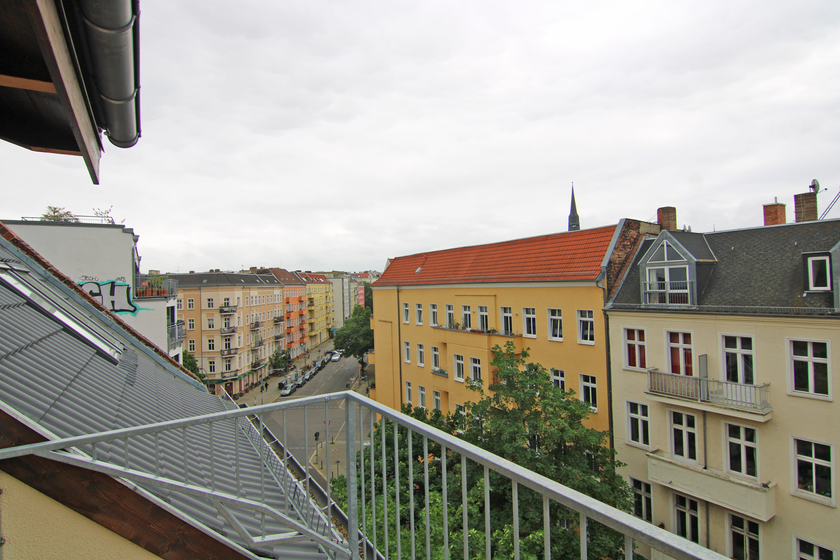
<box><xmin>22</xmin><ymin>214</ymin><xmax>116</xmax><ymax>224</ymax></box>
<box><xmin>274</xmin><ymin>316</ymin><xmax>284</xmax><ymax>323</ymax></box>
<box><xmin>253</xmin><ymin>334</ymin><xmax>265</xmax><ymax>347</ymax></box>
<box><xmin>220</xmin><ymin>325</ymin><xmax>237</xmax><ymax>335</ymax></box>
<box><xmin>220</xmin><ymin>347</ymin><xmax>238</xmax><ymax>357</ymax></box>
<box><xmin>167</xmin><ymin>320</ymin><xmax>185</xmax><ymax>349</ymax></box>
<box><xmin>648</xmin><ymin>371</ymin><xmax>772</xmax><ymax>413</ymax></box>
<box><xmin>134</xmin><ymin>274</ymin><xmax>178</xmax><ymax>299</ymax></box>
<box><xmin>643</xmin><ymin>280</ymin><xmax>695</xmax><ymax>306</ymax></box>
<box><xmin>219</xmin><ymin>305</ymin><xmax>237</xmax><ymax>314</ymax></box>
<box><xmin>251</xmin><ymin>320</ymin><xmax>262</xmax><ymax>329</ymax></box>
<box><xmin>0</xmin><ymin>392</ymin><xmax>728</xmax><ymax>560</ymax></box>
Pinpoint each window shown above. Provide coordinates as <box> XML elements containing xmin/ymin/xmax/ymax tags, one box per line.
<box><xmin>445</xmin><ymin>304</ymin><xmax>455</xmax><ymax>327</ymax></box>
<box><xmin>208</xmin><ymin>338</ymin><xmax>215</xmax><ymax>351</ymax></box>
<box><xmin>403</xmin><ymin>302</ymin><xmax>409</xmax><ymax>323</ymax></box>
<box><xmin>207</xmin><ymin>317</ymin><xmax>215</xmax><ymax>329</ymax></box>
<box><xmin>627</xmin><ymin>401</ymin><xmax>650</xmax><ymax>448</ymax></box>
<box><xmin>455</xmin><ymin>404</ymin><xmax>466</xmax><ymax>430</ymax></box>
<box><xmin>404</xmin><ymin>341</ymin><xmax>410</xmax><ymax>363</ymax></box>
<box><xmin>417</xmin><ymin>344</ymin><xmax>425</xmax><ymax>366</ymax></box>
<box><xmin>581</xmin><ymin>374</ymin><xmax>597</xmax><ymax>410</ymax></box>
<box><xmin>726</xmin><ymin>423</ymin><xmax>758</xmax><ymax>479</ymax></box>
<box><xmin>223</xmin><ymin>297</ymin><xmax>230</xmax><ymax>306</ymax></box>
<box><xmin>673</xmin><ymin>493</ymin><xmax>700</xmax><ymax>544</ymax></box>
<box><xmin>405</xmin><ymin>381</ymin><xmax>412</xmax><ymax>404</ymax></box>
<box><xmin>454</xmin><ymin>354</ymin><xmax>465</xmax><ymax>381</ymax></box>
<box><xmin>797</xmin><ymin>538</ymin><xmax>835</xmax><ymax>560</ymax></box>
<box><xmin>419</xmin><ymin>386</ymin><xmax>426</xmax><ymax>408</ymax></box>
<box><xmin>208</xmin><ymin>360</ymin><xmax>216</xmax><ymax>373</ymax></box>
<box><xmin>523</xmin><ymin>307</ymin><xmax>536</xmax><ymax>337</ymax></box>
<box><xmin>458</xmin><ymin>305</ymin><xmax>470</xmax><ymax>329</ymax></box>
<box><xmin>793</xmin><ymin>437</ymin><xmax>833</xmax><ymax>504</ymax></box>
<box><xmin>577</xmin><ymin>310</ymin><xmax>594</xmax><ymax>344</ymax></box>
<box><xmin>188</xmin><ymin>339</ymin><xmax>195</xmax><ymax>352</ymax></box>
<box><xmin>501</xmin><ymin>307</ymin><xmax>513</xmax><ymax>335</ymax></box>
<box><xmin>176</xmin><ymin>299</ymin><xmax>183</xmax><ymax>310</ymax></box>
<box><xmin>187</xmin><ymin>298</ymin><xmax>194</xmax><ymax>310</ymax></box>
<box><xmin>729</xmin><ymin>514</ymin><xmax>760</xmax><ymax>560</ymax></box>
<box><xmin>224</xmin><ymin>358</ymin><xmax>232</xmax><ymax>371</ymax></box>
<box><xmin>630</xmin><ymin>478</ymin><xmax>652</xmax><ymax>522</ymax></box>
<box><xmin>478</xmin><ymin>306</ymin><xmax>488</xmax><ymax>331</ymax></box>
<box><xmin>470</xmin><ymin>357</ymin><xmax>481</xmax><ymax>381</ymax></box>
<box><xmin>433</xmin><ymin>390</ymin><xmax>441</xmax><ymax>411</ymax></box>
<box><xmin>670</xmin><ymin>411</ymin><xmax>698</xmax><ymax>463</ymax></box>
<box><xmin>667</xmin><ymin>331</ymin><xmax>693</xmax><ymax>375</ymax></box>
<box><xmin>224</xmin><ymin>337</ymin><xmax>232</xmax><ymax>350</ymax></box>
<box><xmin>624</xmin><ymin>328</ymin><xmax>646</xmax><ymax>369</ymax></box>
<box><xmin>550</xmin><ymin>369</ymin><xmax>565</xmax><ymax>390</ymax></box>
<box><xmin>724</xmin><ymin>335</ymin><xmax>754</xmax><ymax>384</ymax></box>
<box><xmin>645</xmin><ymin>241</ymin><xmax>689</xmax><ymax>304</ymax></box>
<box><xmin>790</xmin><ymin>340</ymin><xmax>830</xmax><ymax>398</ymax></box>
<box><xmin>416</xmin><ymin>303</ymin><xmax>423</xmax><ymax>324</ymax></box>
<box><xmin>548</xmin><ymin>309</ymin><xmax>563</xmax><ymax>341</ymax></box>
<box><xmin>432</xmin><ymin>346</ymin><xmax>440</xmax><ymax>369</ymax></box>
<box><xmin>807</xmin><ymin>255</ymin><xmax>832</xmax><ymax>291</ymax></box>
<box><xmin>207</xmin><ymin>298</ymin><xmax>214</xmax><ymax>309</ymax></box>
<box><xmin>188</xmin><ymin>318</ymin><xmax>195</xmax><ymax>330</ymax></box>
<box><xmin>430</xmin><ymin>304</ymin><xmax>438</xmax><ymax>326</ymax></box>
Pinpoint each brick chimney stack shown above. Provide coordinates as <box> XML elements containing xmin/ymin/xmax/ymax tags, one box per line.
<box><xmin>794</xmin><ymin>192</ymin><xmax>818</xmax><ymax>223</ymax></box>
<box><xmin>657</xmin><ymin>207</ymin><xmax>677</xmax><ymax>231</ymax></box>
<box><xmin>763</xmin><ymin>198</ymin><xmax>786</xmax><ymax>226</ymax></box>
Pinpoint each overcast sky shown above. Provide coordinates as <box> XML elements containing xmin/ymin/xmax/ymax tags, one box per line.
<box><xmin>4</xmin><ymin>1</ymin><xmax>840</xmax><ymax>274</ymax></box>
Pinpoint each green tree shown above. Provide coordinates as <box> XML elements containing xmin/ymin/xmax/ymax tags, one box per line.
<box><xmin>270</xmin><ymin>348</ymin><xmax>291</xmax><ymax>371</ymax></box>
<box><xmin>333</xmin><ymin>304</ymin><xmax>373</xmax><ymax>359</ymax></box>
<box><xmin>183</xmin><ymin>352</ymin><xmax>204</xmax><ymax>382</ymax></box>
<box><xmin>41</xmin><ymin>206</ymin><xmax>77</xmax><ymax>221</ymax></box>
<box><xmin>363</xmin><ymin>281</ymin><xmax>373</xmax><ymax>310</ymax></box>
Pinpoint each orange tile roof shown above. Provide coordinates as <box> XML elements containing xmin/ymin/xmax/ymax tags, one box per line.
<box><xmin>374</xmin><ymin>225</ymin><xmax>619</xmax><ymax>286</ymax></box>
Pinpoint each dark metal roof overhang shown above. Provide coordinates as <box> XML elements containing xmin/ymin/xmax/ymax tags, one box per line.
<box><xmin>0</xmin><ymin>0</ymin><xmax>141</xmax><ymax>184</ymax></box>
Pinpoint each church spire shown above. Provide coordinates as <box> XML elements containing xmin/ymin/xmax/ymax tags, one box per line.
<box><xmin>568</xmin><ymin>184</ymin><xmax>580</xmax><ymax>231</ymax></box>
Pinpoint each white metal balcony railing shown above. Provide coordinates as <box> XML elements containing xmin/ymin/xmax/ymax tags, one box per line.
<box><xmin>167</xmin><ymin>320</ymin><xmax>186</xmax><ymax>349</ymax></box>
<box><xmin>648</xmin><ymin>371</ymin><xmax>771</xmax><ymax>412</ymax></box>
<box><xmin>0</xmin><ymin>392</ymin><xmax>726</xmax><ymax>560</ymax></box>
<box><xmin>643</xmin><ymin>280</ymin><xmax>694</xmax><ymax>306</ymax></box>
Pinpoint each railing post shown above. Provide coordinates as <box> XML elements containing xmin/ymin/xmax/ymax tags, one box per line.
<box><xmin>346</xmin><ymin>397</ymin><xmax>359</xmax><ymax>559</ymax></box>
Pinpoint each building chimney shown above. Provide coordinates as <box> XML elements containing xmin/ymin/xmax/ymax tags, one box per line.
<box><xmin>763</xmin><ymin>198</ymin><xmax>786</xmax><ymax>226</ymax></box>
<box><xmin>657</xmin><ymin>207</ymin><xmax>677</xmax><ymax>231</ymax></box>
<box><xmin>794</xmin><ymin>192</ymin><xmax>818</xmax><ymax>223</ymax></box>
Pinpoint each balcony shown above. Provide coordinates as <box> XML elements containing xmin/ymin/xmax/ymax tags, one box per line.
<box><xmin>252</xmin><ymin>334</ymin><xmax>265</xmax><ymax>347</ymax></box>
<box><xmin>431</xmin><ymin>324</ymin><xmax>524</xmax><ymax>352</ymax></box>
<box><xmin>643</xmin><ymin>280</ymin><xmax>695</xmax><ymax>307</ymax></box>
<box><xmin>134</xmin><ymin>274</ymin><xmax>178</xmax><ymax>299</ymax></box>
<box><xmin>273</xmin><ymin>316</ymin><xmax>284</xmax><ymax>324</ymax></box>
<box><xmin>251</xmin><ymin>358</ymin><xmax>264</xmax><ymax>369</ymax></box>
<box><xmin>219</xmin><ymin>305</ymin><xmax>237</xmax><ymax>314</ymax></box>
<box><xmin>274</xmin><ymin>333</ymin><xmax>283</xmax><ymax>341</ymax></box>
<box><xmin>166</xmin><ymin>320</ymin><xmax>185</xmax><ymax>350</ymax></box>
<box><xmin>431</xmin><ymin>367</ymin><xmax>448</xmax><ymax>378</ymax></box>
<box><xmin>647</xmin><ymin>450</ymin><xmax>776</xmax><ymax>521</ymax></box>
<box><xmin>250</xmin><ymin>320</ymin><xmax>261</xmax><ymax>329</ymax></box>
<box><xmin>220</xmin><ymin>325</ymin><xmax>237</xmax><ymax>335</ymax></box>
<box><xmin>220</xmin><ymin>369</ymin><xmax>239</xmax><ymax>378</ymax></box>
<box><xmin>647</xmin><ymin>371</ymin><xmax>772</xmax><ymax>421</ymax></box>
<box><xmin>0</xmin><ymin>393</ymin><xmax>728</xmax><ymax>560</ymax></box>
<box><xmin>220</xmin><ymin>347</ymin><xmax>238</xmax><ymax>357</ymax></box>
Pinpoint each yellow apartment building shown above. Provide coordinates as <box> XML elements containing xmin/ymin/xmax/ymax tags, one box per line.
<box><xmin>298</xmin><ymin>272</ymin><xmax>335</xmax><ymax>349</ymax></box>
<box><xmin>371</xmin><ymin>218</ymin><xmax>659</xmax><ymax>433</ymax></box>
<box><xmin>173</xmin><ymin>271</ymin><xmax>285</xmax><ymax>397</ymax></box>
<box><xmin>607</xmin><ymin>202</ymin><xmax>840</xmax><ymax>559</ymax></box>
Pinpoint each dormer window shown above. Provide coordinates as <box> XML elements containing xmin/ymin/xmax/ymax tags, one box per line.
<box><xmin>644</xmin><ymin>241</ymin><xmax>690</xmax><ymax>305</ymax></box>
<box><xmin>807</xmin><ymin>255</ymin><xmax>831</xmax><ymax>292</ymax></box>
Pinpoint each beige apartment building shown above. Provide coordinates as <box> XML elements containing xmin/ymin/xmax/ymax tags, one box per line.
<box><xmin>173</xmin><ymin>271</ymin><xmax>285</xmax><ymax>397</ymax></box>
<box><xmin>607</xmin><ymin>199</ymin><xmax>839</xmax><ymax>560</ymax></box>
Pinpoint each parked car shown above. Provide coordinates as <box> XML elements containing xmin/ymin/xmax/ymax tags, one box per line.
<box><xmin>280</xmin><ymin>385</ymin><xmax>295</xmax><ymax>397</ymax></box>
<box><xmin>331</xmin><ymin>353</ymin><xmax>341</xmax><ymax>362</ymax></box>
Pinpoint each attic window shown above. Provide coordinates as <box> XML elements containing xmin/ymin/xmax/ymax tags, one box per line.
<box><xmin>807</xmin><ymin>255</ymin><xmax>831</xmax><ymax>291</ymax></box>
<box><xmin>644</xmin><ymin>240</ymin><xmax>691</xmax><ymax>305</ymax></box>
<box><xmin>415</xmin><ymin>267</ymin><xmax>422</xmax><ymax>274</ymax></box>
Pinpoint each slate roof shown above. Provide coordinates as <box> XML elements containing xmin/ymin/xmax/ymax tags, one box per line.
<box><xmin>172</xmin><ymin>272</ymin><xmax>283</xmax><ymax>287</ymax></box>
<box><xmin>375</xmin><ymin>225</ymin><xmax>619</xmax><ymax>286</ymax></box>
<box><xmin>611</xmin><ymin>219</ymin><xmax>840</xmax><ymax>311</ymax></box>
<box><xmin>0</xmin><ymin>234</ymin><xmax>330</xmax><ymax>558</ymax></box>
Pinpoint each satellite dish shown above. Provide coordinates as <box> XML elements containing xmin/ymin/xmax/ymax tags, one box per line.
<box><xmin>810</xmin><ymin>179</ymin><xmax>821</xmax><ymax>193</ymax></box>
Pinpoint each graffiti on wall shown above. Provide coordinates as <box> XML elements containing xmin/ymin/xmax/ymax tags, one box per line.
<box><xmin>79</xmin><ymin>280</ymin><xmax>141</xmax><ymax>315</ymax></box>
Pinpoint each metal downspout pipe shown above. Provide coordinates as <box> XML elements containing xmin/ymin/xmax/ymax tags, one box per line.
<box><xmin>80</xmin><ymin>0</ymin><xmax>141</xmax><ymax>147</ymax></box>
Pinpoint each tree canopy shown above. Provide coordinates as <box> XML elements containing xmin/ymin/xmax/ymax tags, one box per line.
<box><xmin>363</xmin><ymin>281</ymin><xmax>373</xmax><ymax>310</ymax></box>
<box><xmin>41</xmin><ymin>206</ymin><xmax>77</xmax><ymax>221</ymax></box>
<box><xmin>333</xmin><ymin>304</ymin><xmax>373</xmax><ymax>359</ymax></box>
<box><xmin>182</xmin><ymin>352</ymin><xmax>204</xmax><ymax>382</ymax></box>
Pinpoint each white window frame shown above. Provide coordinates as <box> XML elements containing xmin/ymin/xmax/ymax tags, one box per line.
<box><xmin>223</xmin><ymin>297</ymin><xmax>230</xmax><ymax>307</ymax></box>
<box><xmin>791</xmin><ymin>436</ymin><xmax>835</xmax><ymax>507</ymax></box>
<box><xmin>725</xmin><ymin>422</ymin><xmax>758</xmax><ymax>480</ymax></box>
<box><xmin>224</xmin><ymin>358</ymin><xmax>232</xmax><ymax>371</ymax></box>
<box><xmin>187</xmin><ymin>318</ymin><xmax>195</xmax><ymax>330</ymax></box>
<box><xmin>188</xmin><ymin>339</ymin><xmax>195</xmax><ymax>352</ymax></box>
<box><xmin>728</xmin><ymin>513</ymin><xmax>760</xmax><ymax>560</ymax></box>
<box><xmin>807</xmin><ymin>255</ymin><xmax>832</xmax><ymax>291</ymax></box>
<box><xmin>788</xmin><ymin>338</ymin><xmax>831</xmax><ymax>400</ymax></box>
<box><xmin>462</xmin><ymin>305</ymin><xmax>472</xmax><ymax>329</ymax></box>
<box><xmin>432</xmin><ymin>346</ymin><xmax>440</xmax><ymax>370</ymax></box>
<box><xmin>624</xmin><ymin>327</ymin><xmax>647</xmax><ymax>370</ymax></box>
<box><xmin>416</xmin><ymin>303</ymin><xmax>423</xmax><ymax>325</ymax></box>
<box><xmin>207</xmin><ymin>317</ymin><xmax>215</xmax><ymax>329</ymax></box>
<box><xmin>795</xmin><ymin>536</ymin><xmax>836</xmax><ymax>560</ymax></box>
<box><xmin>404</xmin><ymin>341</ymin><xmax>411</xmax><ymax>363</ymax></box>
<box><xmin>405</xmin><ymin>381</ymin><xmax>412</xmax><ymax>404</ymax></box>
<box><xmin>419</xmin><ymin>386</ymin><xmax>426</xmax><ymax>408</ymax></box>
<box><xmin>402</xmin><ymin>302</ymin><xmax>409</xmax><ymax>324</ymax></box>
<box><xmin>550</xmin><ymin>369</ymin><xmax>565</xmax><ymax>391</ymax></box>
<box><xmin>672</xmin><ymin>492</ymin><xmax>700</xmax><ymax>544</ymax></box>
<box><xmin>670</xmin><ymin>409</ymin><xmax>699</xmax><ymax>464</ymax></box>
<box><xmin>207</xmin><ymin>297</ymin><xmax>214</xmax><ymax>309</ymax></box>
<box><xmin>548</xmin><ymin>308</ymin><xmax>563</xmax><ymax>341</ymax></box>
<box><xmin>478</xmin><ymin>306</ymin><xmax>488</xmax><ymax>331</ymax></box>
<box><xmin>580</xmin><ymin>374</ymin><xmax>597</xmax><ymax>411</ymax></box>
<box><xmin>176</xmin><ymin>299</ymin><xmax>183</xmax><ymax>310</ymax></box>
<box><xmin>187</xmin><ymin>298</ymin><xmax>194</xmax><ymax>310</ymax></box>
<box><xmin>501</xmin><ymin>306</ymin><xmax>513</xmax><ymax>335</ymax></box>
<box><xmin>470</xmin><ymin>357</ymin><xmax>481</xmax><ymax>381</ymax></box>
<box><xmin>626</xmin><ymin>401</ymin><xmax>650</xmax><ymax>450</ymax></box>
<box><xmin>208</xmin><ymin>360</ymin><xmax>216</xmax><ymax>373</ymax></box>
<box><xmin>417</xmin><ymin>343</ymin><xmax>425</xmax><ymax>367</ymax></box>
<box><xmin>454</xmin><ymin>354</ymin><xmax>465</xmax><ymax>382</ymax></box>
<box><xmin>630</xmin><ymin>477</ymin><xmax>652</xmax><ymax>523</ymax></box>
<box><xmin>445</xmin><ymin>304</ymin><xmax>455</xmax><ymax>328</ymax></box>
<box><xmin>433</xmin><ymin>390</ymin><xmax>441</xmax><ymax>411</ymax></box>
<box><xmin>430</xmin><ymin>304</ymin><xmax>438</xmax><ymax>326</ymax></box>
<box><xmin>722</xmin><ymin>334</ymin><xmax>755</xmax><ymax>385</ymax></box>
<box><xmin>523</xmin><ymin>307</ymin><xmax>536</xmax><ymax>338</ymax></box>
<box><xmin>577</xmin><ymin>310</ymin><xmax>595</xmax><ymax>344</ymax></box>
<box><xmin>666</xmin><ymin>331</ymin><xmax>694</xmax><ymax>376</ymax></box>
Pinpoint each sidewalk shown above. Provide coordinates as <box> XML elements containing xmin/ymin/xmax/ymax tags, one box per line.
<box><xmin>238</xmin><ymin>339</ymin><xmax>334</xmax><ymax>406</ymax></box>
